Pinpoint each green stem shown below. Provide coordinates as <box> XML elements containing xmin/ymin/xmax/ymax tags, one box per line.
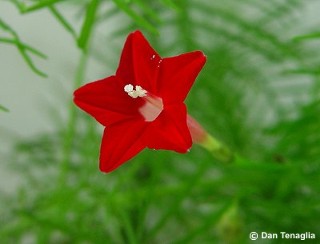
<box><xmin>0</xmin><ymin>104</ymin><xmax>9</xmax><ymax>112</ymax></box>
<box><xmin>187</xmin><ymin>115</ymin><xmax>234</xmax><ymax>163</ymax></box>
<box><xmin>200</xmin><ymin>134</ymin><xmax>234</xmax><ymax>163</ymax></box>
<box><xmin>58</xmin><ymin>0</ymin><xmax>100</xmax><ymax>186</ymax></box>
<box><xmin>78</xmin><ymin>0</ymin><xmax>100</xmax><ymax>50</ymax></box>
<box><xmin>58</xmin><ymin>51</ymin><xmax>88</xmax><ymax>186</ymax></box>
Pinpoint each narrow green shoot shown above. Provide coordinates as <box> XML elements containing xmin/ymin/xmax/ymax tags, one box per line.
<box><xmin>293</xmin><ymin>32</ymin><xmax>320</xmax><ymax>42</ymax></box>
<box><xmin>77</xmin><ymin>0</ymin><xmax>100</xmax><ymax>50</ymax></box>
<box><xmin>0</xmin><ymin>104</ymin><xmax>9</xmax><ymax>112</ymax></box>
<box><xmin>0</xmin><ymin>38</ymin><xmax>46</xmax><ymax>58</ymax></box>
<box><xmin>0</xmin><ymin>18</ymin><xmax>47</xmax><ymax>77</ymax></box>
<box><xmin>112</xmin><ymin>0</ymin><xmax>158</xmax><ymax>34</ymax></box>
<box><xmin>11</xmin><ymin>0</ymin><xmax>67</xmax><ymax>14</ymax></box>
<box><xmin>49</xmin><ymin>6</ymin><xmax>77</xmax><ymax>40</ymax></box>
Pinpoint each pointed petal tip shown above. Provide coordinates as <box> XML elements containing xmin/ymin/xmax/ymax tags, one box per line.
<box><xmin>99</xmin><ymin>154</ymin><xmax>122</xmax><ymax>173</ymax></box>
<box><xmin>98</xmin><ymin>121</ymin><xmax>146</xmax><ymax>173</ymax></box>
<box><xmin>180</xmin><ymin>146</ymin><xmax>192</xmax><ymax>154</ymax></box>
<box><xmin>193</xmin><ymin>51</ymin><xmax>207</xmax><ymax>75</ymax></box>
<box><xmin>181</xmin><ymin>141</ymin><xmax>193</xmax><ymax>153</ymax></box>
<box><xmin>73</xmin><ymin>92</ymin><xmax>83</xmax><ymax>109</ymax></box>
<box><xmin>132</xmin><ymin>29</ymin><xmax>143</xmax><ymax>35</ymax></box>
<box><xmin>194</xmin><ymin>50</ymin><xmax>207</xmax><ymax>61</ymax></box>
<box><xmin>98</xmin><ymin>150</ymin><xmax>137</xmax><ymax>174</ymax></box>
<box><xmin>73</xmin><ymin>87</ymin><xmax>80</xmax><ymax>97</ymax></box>
<box><xmin>126</xmin><ymin>30</ymin><xmax>144</xmax><ymax>41</ymax></box>
<box><xmin>99</xmin><ymin>162</ymin><xmax>114</xmax><ymax>173</ymax></box>
<box><xmin>73</xmin><ymin>82</ymin><xmax>89</xmax><ymax>100</ymax></box>
<box><xmin>98</xmin><ymin>151</ymin><xmax>119</xmax><ymax>174</ymax></box>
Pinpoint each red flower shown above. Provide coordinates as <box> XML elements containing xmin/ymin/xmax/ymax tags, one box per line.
<box><xmin>74</xmin><ymin>30</ymin><xmax>206</xmax><ymax>172</ymax></box>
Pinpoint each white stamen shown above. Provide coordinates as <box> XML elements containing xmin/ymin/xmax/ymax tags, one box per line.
<box><xmin>128</xmin><ymin>91</ymin><xmax>138</xmax><ymax>98</ymax></box>
<box><xmin>135</xmin><ymin>85</ymin><xmax>147</xmax><ymax>97</ymax></box>
<box><xmin>124</xmin><ymin>84</ymin><xmax>147</xmax><ymax>98</ymax></box>
<box><xmin>124</xmin><ymin>84</ymin><xmax>134</xmax><ymax>93</ymax></box>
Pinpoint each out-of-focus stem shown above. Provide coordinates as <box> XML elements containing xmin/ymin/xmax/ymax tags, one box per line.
<box><xmin>58</xmin><ymin>0</ymin><xmax>100</xmax><ymax>185</ymax></box>
<box><xmin>201</xmin><ymin>134</ymin><xmax>234</xmax><ymax>163</ymax></box>
<box><xmin>58</xmin><ymin>52</ymin><xmax>88</xmax><ymax>185</ymax></box>
<box><xmin>187</xmin><ymin>115</ymin><xmax>234</xmax><ymax>163</ymax></box>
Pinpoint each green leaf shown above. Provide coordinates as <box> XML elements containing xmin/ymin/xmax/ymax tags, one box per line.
<box><xmin>77</xmin><ymin>0</ymin><xmax>100</xmax><ymax>50</ymax></box>
<box><xmin>134</xmin><ymin>0</ymin><xmax>161</xmax><ymax>23</ymax></box>
<box><xmin>0</xmin><ymin>38</ymin><xmax>46</xmax><ymax>58</ymax></box>
<box><xmin>11</xmin><ymin>0</ymin><xmax>67</xmax><ymax>13</ymax></box>
<box><xmin>49</xmin><ymin>6</ymin><xmax>77</xmax><ymax>40</ymax></box>
<box><xmin>0</xmin><ymin>18</ymin><xmax>47</xmax><ymax>77</ymax></box>
<box><xmin>0</xmin><ymin>104</ymin><xmax>9</xmax><ymax>112</ymax></box>
<box><xmin>112</xmin><ymin>0</ymin><xmax>158</xmax><ymax>34</ymax></box>
<box><xmin>160</xmin><ymin>0</ymin><xmax>180</xmax><ymax>10</ymax></box>
<box><xmin>293</xmin><ymin>32</ymin><xmax>320</xmax><ymax>42</ymax></box>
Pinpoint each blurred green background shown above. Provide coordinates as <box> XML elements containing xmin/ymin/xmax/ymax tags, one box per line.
<box><xmin>1</xmin><ymin>0</ymin><xmax>320</xmax><ymax>243</ymax></box>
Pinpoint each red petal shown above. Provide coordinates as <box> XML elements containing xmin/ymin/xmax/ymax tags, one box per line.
<box><xmin>158</xmin><ymin>51</ymin><xmax>206</xmax><ymax>104</ymax></box>
<box><xmin>145</xmin><ymin>103</ymin><xmax>192</xmax><ymax>153</ymax></box>
<box><xmin>99</xmin><ymin>119</ymin><xmax>146</xmax><ymax>173</ymax></box>
<box><xmin>74</xmin><ymin>76</ymin><xmax>143</xmax><ymax>126</ymax></box>
<box><xmin>116</xmin><ymin>30</ymin><xmax>161</xmax><ymax>95</ymax></box>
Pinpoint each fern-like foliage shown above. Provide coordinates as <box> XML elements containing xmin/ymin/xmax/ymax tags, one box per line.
<box><xmin>1</xmin><ymin>0</ymin><xmax>320</xmax><ymax>243</ymax></box>
<box><xmin>0</xmin><ymin>17</ymin><xmax>47</xmax><ymax>76</ymax></box>
<box><xmin>0</xmin><ymin>104</ymin><xmax>9</xmax><ymax>112</ymax></box>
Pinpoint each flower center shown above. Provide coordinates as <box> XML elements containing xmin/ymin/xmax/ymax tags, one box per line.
<box><xmin>124</xmin><ymin>84</ymin><xmax>147</xmax><ymax>98</ymax></box>
<box><xmin>124</xmin><ymin>84</ymin><xmax>163</xmax><ymax>122</ymax></box>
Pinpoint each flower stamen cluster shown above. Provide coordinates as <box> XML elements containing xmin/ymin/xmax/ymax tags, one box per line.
<box><xmin>124</xmin><ymin>84</ymin><xmax>147</xmax><ymax>98</ymax></box>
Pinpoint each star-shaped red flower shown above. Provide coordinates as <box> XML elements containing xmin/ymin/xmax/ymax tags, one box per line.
<box><xmin>74</xmin><ymin>30</ymin><xmax>206</xmax><ymax>172</ymax></box>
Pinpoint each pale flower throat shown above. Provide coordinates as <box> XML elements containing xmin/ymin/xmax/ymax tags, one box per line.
<box><xmin>124</xmin><ymin>84</ymin><xmax>163</xmax><ymax>122</ymax></box>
